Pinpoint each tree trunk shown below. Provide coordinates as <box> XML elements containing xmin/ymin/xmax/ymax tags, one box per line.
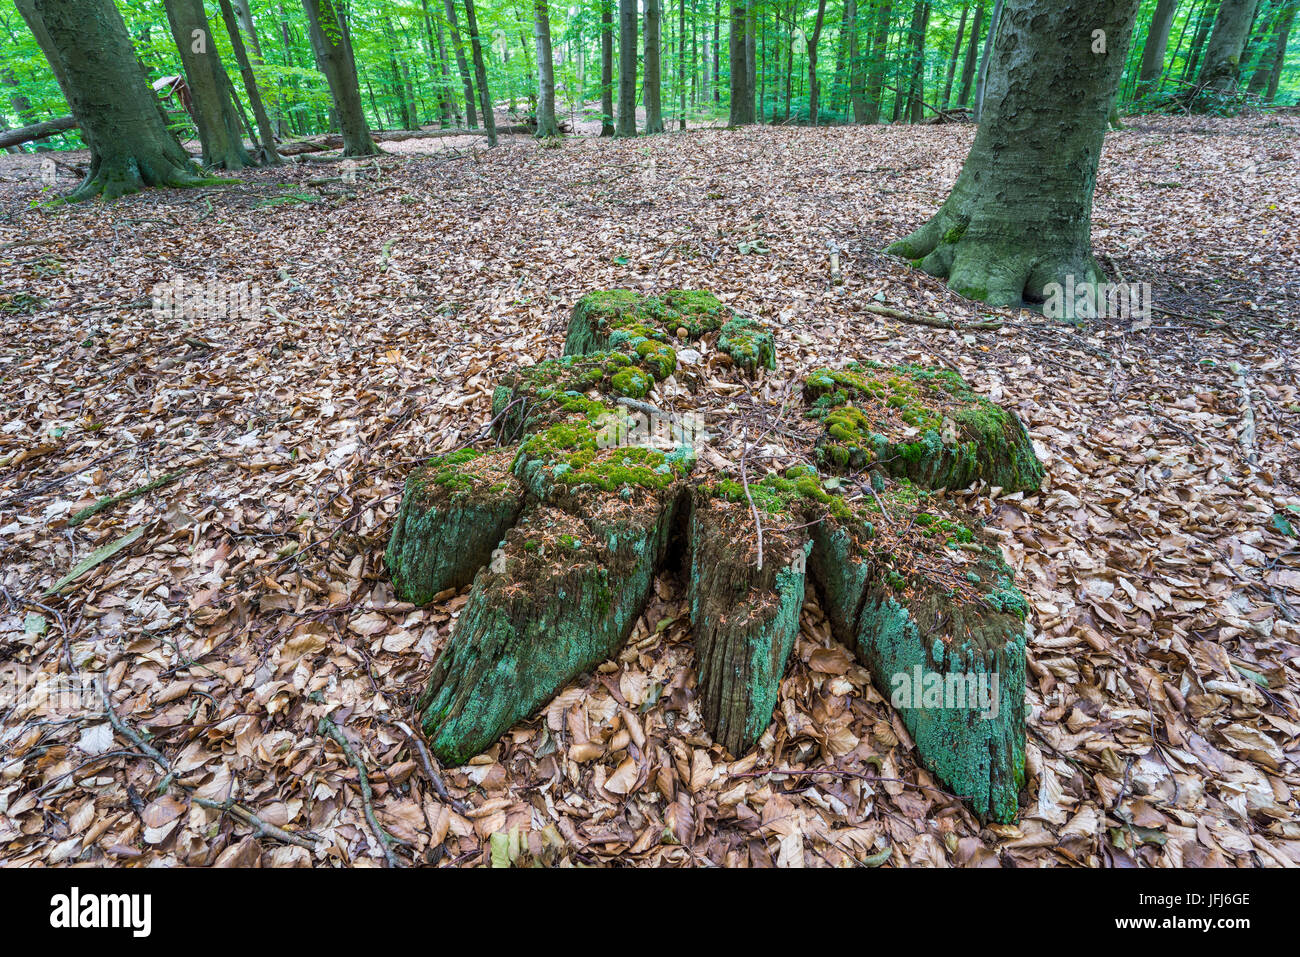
<box><xmin>714</xmin><ymin>0</ymin><xmax>722</xmax><ymax>102</ymax></box>
<box><xmin>21</xmin><ymin>0</ymin><xmax>207</xmax><ymax>200</ymax></box>
<box><xmin>1183</xmin><ymin>0</ymin><xmax>1219</xmax><ymax>80</ymax></box>
<box><xmin>864</xmin><ymin>0</ymin><xmax>892</xmax><ymax>122</ymax></box>
<box><xmin>1137</xmin><ymin>0</ymin><xmax>1178</xmax><ymax>94</ymax></box>
<box><xmin>943</xmin><ymin>5</ymin><xmax>969</xmax><ymax>108</ymax></box>
<box><xmin>164</xmin><ymin>0</ymin><xmax>252</xmax><ymax>170</ymax></box>
<box><xmin>906</xmin><ymin>0</ymin><xmax>931</xmax><ymax>122</ymax></box>
<box><xmin>1261</xmin><ymin>1</ymin><xmax>1296</xmax><ymax>99</ymax></box>
<box><xmin>443</xmin><ymin>0</ymin><xmax>478</xmax><ymax>127</ymax></box>
<box><xmin>848</xmin><ymin>0</ymin><xmax>867</xmax><ymax>120</ymax></box>
<box><xmin>534</xmin><ymin>0</ymin><xmax>560</xmax><ymax>136</ymax></box>
<box><xmin>420</xmin><ymin>0</ymin><xmax>455</xmax><ymax>126</ymax></box>
<box><xmin>1198</xmin><ymin>0</ymin><xmax>1257</xmax><ymax>89</ymax></box>
<box><xmin>645</xmin><ymin>0</ymin><xmax>665</xmax><ymax>131</ymax></box>
<box><xmin>617</xmin><ymin>0</ymin><xmax>638</xmax><ymax>135</ymax></box>
<box><xmin>886</xmin><ymin>0</ymin><xmax>1141</xmax><ymax>308</ymax></box>
<box><xmin>679</xmin><ymin>0</ymin><xmax>688</xmax><ymax>128</ymax></box>
<box><xmin>729</xmin><ymin>3</ymin><xmax>754</xmax><ymax>122</ymax></box>
<box><xmin>745</xmin><ymin>0</ymin><xmax>757</xmax><ymax>118</ymax></box>
<box><xmin>957</xmin><ymin>3</ymin><xmax>983</xmax><ymax>105</ymax></box>
<box><xmin>217</xmin><ymin>0</ymin><xmax>282</xmax><ymax>163</ymax></box>
<box><xmin>600</xmin><ymin>0</ymin><xmax>615</xmax><ymax>134</ymax></box>
<box><xmin>807</xmin><ymin>0</ymin><xmax>829</xmax><ymax>123</ymax></box>
<box><xmin>301</xmin><ymin>0</ymin><xmax>378</xmax><ymax>155</ymax></box>
<box><xmin>973</xmin><ymin>0</ymin><xmax>1003</xmax><ymax>121</ymax></box>
<box><xmin>462</xmin><ymin>0</ymin><xmax>497</xmax><ymax>146</ymax></box>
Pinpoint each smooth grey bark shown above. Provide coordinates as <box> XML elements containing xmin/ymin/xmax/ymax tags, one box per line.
<box><xmin>905</xmin><ymin>0</ymin><xmax>930</xmax><ymax>122</ymax></box>
<box><xmin>849</xmin><ymin>0</ymin><xmax>868</xmax><ymax>120</ymax></box>
<box><xmin>1138</xmin><ymin>0</ymin><xmax>1179</xmax><ymax>93</ymax></box>
<box><xmin>617</xmin><ymin>0</ymin><xmax>638</xmax><ymax>135</ymax></box>
<box><xmin>957</xmin><ymin>3</ymin><xmax>984</xmax><ymax>105</ymax></box>
<box><xmin>534</xmin><ymin>0</ymin><xmax>560</xmax><ymax>136</ymax></box>
<box><xmin>22</xmin><ymin>0</ymin><xmax>206</xmax><ymax>200</ymax></box>
<box><xmin>1183</xmin><ymin>0</ymin><xmax>1221</xmax><ymax>78</ymax></box>
<box><xmin>462</xmin><ymin>0</ymin><xmax>496</xmax><ymax>146</ymax></box>
<box><xmin>645</xmin><ymin>0</ymin><xmax>665</xmax><ymax>132</ymax></box>
<box><xmin>863</xmin><ymin>0</ymin><xmax>892</xmax><ymax>122</ymax></box>
<box><xmin>420</xmin><ymin>0</ymin><xmax>454</xmax><ymax>126</ymax></box>
<box><xmin>886</xmin><ymin>0</ymin><xmax>1141</xmax><ymax>308</ymax></box>
<box><xmin>679</xmin><ymin>0</ymin><xmax>688</xmax><ymax>128</ymax></box>
<box><xmin>216</xmin><ymin>0</ymin><xmax>281</xmax><ymax>163</ymax></box>
<box><xmin>729</xmin><ymin>2</ymin><xmax>755</xmax><ymax>123</ymax></box>
<box><xmin>1199</xmin><ymin>0</ymin><xmax>1256</xmax><ymax>88</ymax></box>
<box><xmin>1263</xmin><ymin>2</ymin><xmax>1296</xmax><ymax>98</ymax></box>
<box><xmin>806</xmin><ymin>0</ymin><xmax>829</xmax><ymax>123</ymax></box>
<box><xmin>745</xmin><ymin>0</ymin><xmax>757</xmax><ymax>117</ymax></box>
<box><xmin>943</xmin><ymin>5</ymin><xmax>969</xmax><ymax>107</ymax></box>
<box><xmin>164</xmin><ymin>0</ymin><xmax>252</xmax><ymax>170</ymax></box>
<box><xmin>443</xmin><ymin>0</ymin><xmax>478</xmax><ymax>127</ymax></box>
<box><xmin>713</xmin><ymin>0</ymin><xmax>722</xmax><ymax>102</ymax></box>
<box><xmin>600</xmin><ymin>0</ymin><xmax>615</xmax><ymax>134</ymax></box>
<box><xmin>301</xmin><ymin>0</ymin><xmax>377</xmax><ymax>155</ymax></box>
<box><xmin>973</xmin><ymin>0</ymin><xmax>1003</xmax><ymax>121</ymax></box>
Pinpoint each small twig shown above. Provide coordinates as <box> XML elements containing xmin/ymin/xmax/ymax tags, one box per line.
<box><xmin>864</xmin><ymin>301</ymin><xmax>1003</xmax><ymax>331</ymax></box>
<box><xmin>391</xmin><ymin>719</ymin><xmax>468</xmax><ymax>813</ymax></box>
<box><xmin>68</xmin><ymin>469</ymin><xmax>187</xmax><ymax>527</ymax></box>
<box><xmin>194</xmin><ymin>798</ymin><xmax>320</xmax><ymax>851</ymax></box>
<box><xmin>318</xmin><ymin>711</ymin><xmax>404</xmax><ymax>868</ymax></box>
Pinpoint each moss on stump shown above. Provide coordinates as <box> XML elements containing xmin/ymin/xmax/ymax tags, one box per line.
<box><xmin>804</xmin><ymin>361</ymin><xmax>1043</xmax><ymax>492</ymax></box>
<box><xmin>385</xmin><ymin>289</ymin><xmax>1043</xmax><ymax>823</ymax></box>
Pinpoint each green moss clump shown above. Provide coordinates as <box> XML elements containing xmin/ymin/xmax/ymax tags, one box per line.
<box><xmin>717</xmin><ymin>317</ymin><xmax>776</xmax><ymax>371</ymax></box>
<box><xmin>635</xmin><ymin>340</ymin><xmax>677</xmax><ymax>379</ymax></box>
<box><xmin>712</xmin><ymin>469</ymin><xmax>852</xmax><ymax>521</ymax></box>
<box><xmin>611</xmin><ymin>366</ymin><xmax>652</xmax><ymax>398</ymax></box>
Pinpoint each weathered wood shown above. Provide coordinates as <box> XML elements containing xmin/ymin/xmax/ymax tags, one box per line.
<box><xmin>689</xmin><ymin>493</ymin><xmax>809</xmax><ymax>754</ymax></box>
<box><xmin>418</xmin><ymin>492</ymin><xmax>681</xmax><ymax>763</ymax></box>
<box><xmin>0</xmin><ymin>115</ymin><xmax>76</xmax><ymax>149</ymax></box>
<box><xmin>385</xmin><ymin>449</ymin><xmax>524</xmax><ymax>606</ymax></box>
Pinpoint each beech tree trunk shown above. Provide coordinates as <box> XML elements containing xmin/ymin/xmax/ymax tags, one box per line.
<box><xmin>864</xmin><ymin>0</ymin><xmax>892</xmax><ymax>122</ymax></box>
<box><xmin>301</xmin><ymin>0</ymin><xmax>378</xmax><ymax>155</ymax></box>
<box><xmin>807</xmin><ymin>0</ymin><xmax>829</xmax><ymax>123</ymax></box>
<box><xmin>729</xmin><ymin>3</ymin><xmax>754</xmax><ymax>123</ymax></box>
<box><xmin>617</xmin><ymin>0</ymin><xmax>638</xmax><ymax>135</ymax></box>
<box><xmin>216</xmin><ymin>0</ymin><xmax>282</xmax><ymax>163</ymax></box>
<box><xmin>164</xmin><ymin>0</ymin><xmax>252</xmax><ymax>170</ymax></box>
<box><xmin>957</xmin><ymin>3</ymin><xmax>983</xmax><ymax>105</ymax></box>
<box><xmin>22</xmin><ymin>0</ymin><xmax>207</xmax><ymax>200</ymax></box>
<box><xmin>973</xmin><ymin>0</ymin><xmax>1003</xmax><ymax>120</ymax></box>
<box><xmin>1138</xmin><ymin>0</ymin><xmax>1178</xmax><ymax>94</ymax></box>
<box><xmin>600</xmin><ymin>0</ymin><xmax>615</xmax><ymax>135</ymax></box>
<box><xmin>645</xmin><ymin>0</ymin><xmax>665</xmax><ymax>132</ymax></box>
<box><xmin>443</xmin><ymin>0</ymin><xmax>478</xmax><ymax>128</ymax></box>
<box><xmin>462</xmin><ymin>0</ymin><xmax>497</xmax><ymax>146</ymax></box>
<box><xmin>1260</xmin><ymin>1</ymin><xmax>1296</xmax><ymax>99</ymax></box>
<box><xmin>943</xmin><ymin>5</ymin><xmax>969</xmax><ymax>108</ymax></box>
<box><xmin>848</xmin><ymin>0</ymin><xmax>868</xmax><ymax>121</ymax></box>
<box><xmin>1199</xmin><ymin>0</ymin><xmax>1258</xmax><ymax>89</ymax></box>
<box><xmin>886</xmin><ymin>0</ymin><xmax>1141</xmax><ymax>308</ymax></box>
<box><xmin>534</xmin><ymin>0</ymin><xmax>560</xmax><ymax>136</ymax></box>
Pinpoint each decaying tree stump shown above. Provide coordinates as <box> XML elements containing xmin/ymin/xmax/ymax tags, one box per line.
<box><xmin>386</xmin><ymin>289</ymin><xmax>1044</xmax><ymax>822</ymax></box>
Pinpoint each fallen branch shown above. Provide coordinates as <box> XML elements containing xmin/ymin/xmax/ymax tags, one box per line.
<box><xmin>390</xmin><ymin>718</ymin><xmax>467</xmax><ymax>813</ymax></box>
<box><xmin>864</xmin><ymin>301</ymin><xmax>1003</xmax><ymax>331</ymax></box>
<box><xmin>0</xmin><ymin>116</ymin><xmax>77</xmax><ymax>150</ymax></box>
<box><xmin>194</xmin><ymin>798</ymin><xmax>319</xmax><ymax>851</ymax></box>
<box><xmin>42</xmin><ymin>525</ymin><xmax>147</xmax><ymax>597</ymax></box>
<box><xmin>68</xmin><ymin>469</ymin><xmax>187</xmax><ymax>527</ymax></box>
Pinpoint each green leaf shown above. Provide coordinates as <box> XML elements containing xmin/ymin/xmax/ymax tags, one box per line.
<box><xmin>1271</xmin><ymin>513</ymin><xmax>1295</xmax><ymax>537</ymax></box>
<box><xmin>490</xmin><ymin>830</ymin><xmax>512</xmax><ymax>868</ymax></box>
<box><xmin>42</xmin><ymin>525</ymin><xmax>146</xmax><ymax>598</ymax></box>
<box><xmin>861</xmin><ymin>846</ymin><xmax>893</xmax><ymax>867</ymax></box>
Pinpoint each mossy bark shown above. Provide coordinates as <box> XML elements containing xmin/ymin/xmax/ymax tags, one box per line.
<box><xmin>418</xmin><ymin>492</ymin><xmax>681</xmax><ymax>763</ymax></box>
<box><xmin>884</xmin><ymin>0</ymin><xmax>1140</xmax><ymax>307</ymax></box>
<box><xmin>810</xmin><ymin>519</ymin><xmax>1027</xmax><ymax>822</ymax></box>
<box><xmin>385</xmin><ymin>450</ymin><xmax>525</xmax><ymax>606</ymax></box>
<box><xmin>689</xmin><ymin>498</ymin><xmax>810</xmax><ymax>754</ymax></box>
<box><xmin>21</xmin><ymin>0</ymin><xmax>210</xmax><ymax>202</ymax></box>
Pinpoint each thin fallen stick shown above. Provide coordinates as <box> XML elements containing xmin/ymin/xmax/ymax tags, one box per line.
<box><xmin>391</xmin><ymin>719</ymin><xmax>468</xmax><ymax>813</ymax></box>
<box><xmin>864</xmin><ymin>302</ymin><xmax>1003</xmax><ymax>331</ymax></box>
<box><xmin>194</xmin><ymin>798</ymin><xmax>319</xmax><ymax>851</ymax></box>
<box><xmin>319</xmin><ymin>712</ymin><xmax>404</xmax><ymax>868</ymax></box>
<box><xmin>68</xmin><ymin>469</ymin><xmax>187</xmax><ymax>527</ymax></box>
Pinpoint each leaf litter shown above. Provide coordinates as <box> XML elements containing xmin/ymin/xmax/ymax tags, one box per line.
<box><xmin>0</xmin><ymin>116</ymin><xmax>1297</xmax><ymax>867</ymax></box>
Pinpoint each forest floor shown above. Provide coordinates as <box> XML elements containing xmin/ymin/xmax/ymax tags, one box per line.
<box><xmin>0</xmin><ymin>113</ymin><xmax>1297</xmax><ymax>867</ymax></box>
